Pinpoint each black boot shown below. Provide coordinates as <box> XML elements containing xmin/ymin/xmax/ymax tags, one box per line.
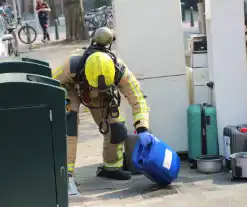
<box><xmin>96</xmin><ymin>165</ymin><xmax>131</xmax><ymax>180</ymax></box>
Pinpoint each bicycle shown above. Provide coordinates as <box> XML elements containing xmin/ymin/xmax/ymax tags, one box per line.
<box><xmin>1</xmin><ymin>16</ymin><xmax>19</xmax><ymax>56</ymax></box>
<box><xmin>85</xmin><ymin>7</ymin><xmax>114</xmax><ymax>38</ymax></box>
<box><xmin>8</xmin><ymin>17</ymin><xmax>37</xmax><ymax>44</ymax></box>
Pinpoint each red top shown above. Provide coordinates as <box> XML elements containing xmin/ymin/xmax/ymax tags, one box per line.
<box><xmin>36</xmin><ymin>2</ymin><xmax>49</xmax><ymax>11</ymax></box>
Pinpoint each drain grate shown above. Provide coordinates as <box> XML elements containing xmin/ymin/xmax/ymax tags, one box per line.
<box><xmin>141</xmin><ymin>185</ymin><xmax>178</xmax><ymax>199</ymax></box>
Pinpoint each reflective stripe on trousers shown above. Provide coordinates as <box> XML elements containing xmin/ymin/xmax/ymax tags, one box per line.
<box><xmin>104</xmin><ymin>158</ymin><xmax>123</xmax><ymax>168</ymax></box>
<box><xmin>104</xmin><ymin>143</ymin><xmax>123</xmax><ymax>169</ymax></box>
<box><xmin>68</xmin><ymin>163</ymin><xmax>75</xmax><ymax>173</ymax></box>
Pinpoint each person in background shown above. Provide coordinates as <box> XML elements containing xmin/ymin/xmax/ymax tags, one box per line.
<box><xmin>36</xmin><ymin>0</ymin><xmax>51</xmax><ymax>43</ymax></box>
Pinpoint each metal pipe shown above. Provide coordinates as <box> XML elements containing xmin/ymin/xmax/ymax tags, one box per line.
<box><xmin>61</xmin><ymin>0</ymin><xmax>64</xmax><ymax>15</ymax></box>
<box><xmin>198</xmin><ymin>1</ymin><xmax>206</xmax><ymax>34</ymax></box>
<box><xmin>190</xmin><ymin>7</ymin><xmax>194</xmax><ymax>27</ymax></box>
<box><xmin>12</xmin><ymin>0</ymin><xmax>17</xmax><ymax>21</ymax></box>
<box><xmin>55</xmin><ymin>18</ymin><xmax>59</xmax><ymax>40</ymax></box>
<box><xmin>181</xmin><ymin>2</ymin><xmax>185</xmax><ymax>22</ymax></box>
<box><xmin>244</xmin><ymin>1</ymin><xmax>247</xmax><ymax>15</ymax></box>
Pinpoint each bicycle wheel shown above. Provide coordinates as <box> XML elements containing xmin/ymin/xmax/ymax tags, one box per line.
<box><xmin>18</xmin><ymin>25</ymin><xmax>37</xmax><ymax>44</ymax></box>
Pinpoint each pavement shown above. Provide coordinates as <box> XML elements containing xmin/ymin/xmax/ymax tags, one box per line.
<box><xmin>20</xmin><ymin>34</ymin><xmax>247</xmax><ymax>207</ymax></box>
<box><xmin>17</xmin><ymin>25</ymin><xmax>67</xmax><ymax>54</ymax></box>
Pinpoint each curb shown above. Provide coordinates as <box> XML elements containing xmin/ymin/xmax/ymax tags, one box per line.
<box><xmin>29</xmin><ymin>40</ymin><xmax>90</xmax><ymax>50</ymax></box>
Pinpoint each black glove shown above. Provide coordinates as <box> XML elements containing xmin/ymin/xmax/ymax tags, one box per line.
<box><xmin>136</xmin><ymin>127</ymin><xmax>148</xmax><ymax>134</ymax></box>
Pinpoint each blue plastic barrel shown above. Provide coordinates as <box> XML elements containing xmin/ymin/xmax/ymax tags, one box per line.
<box><xmin>132</xmin><ymin>136</ymin><xmax>180</xmax><ymax>185</ymax></box>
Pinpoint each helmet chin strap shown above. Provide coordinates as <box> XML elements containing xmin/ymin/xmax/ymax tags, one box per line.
<box><xmin>97</xmin><ymin>75</ymin><xmax>108</xmax><ymax>90</ymax></box>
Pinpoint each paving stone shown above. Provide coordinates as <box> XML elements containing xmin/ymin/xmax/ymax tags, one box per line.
<box><xmin>69</xmin><ymin>194</ymin><xmax>86</xmax><ymax>205</ymax></box>
<box><xmin>111</xmin><ymin>174</ymin><xmax>145</xmax><ymax>186</ymax></box>
<box><xmin>76</xmin><ymin>156</ymin><xmax>102</xmax><ymax>168</ymax></box>
<box><xmin>111</xmin><ymin>176</ymin><xmax>154</xmax><ymax>190</ymax></box>
<box><xmin>69</xmin><ymin>203</ymin><xmax>84</xmax><ymax>207</ymax></box>
<box><xmin>78</xmin><ymin>180</ymin><xmax>113</xmax><ymax>191</ymax></box>
<box><xmin>119</xmin><ymin>195</ymin><xmax>144</xmax><ymax>205</ymax></box>
<box><xmin>141</xmin><ymin>185</ymin><xmax>178</xmax><ymax>199</ymax></box>
<box><xmin>83</xmin><ymin>199</ymin><xmax>120</xmax><ymax>206</ymax></box>
<box><xmin>201</xmin><ymin>190</ymin><xmax>236</xmax><ymax>201</ymax></box>
<box><xmin>82</xmin><ymin>193</ymin><xmax>121</xmax><ymax>206</ymax></box>
<box><xmin>75</xmin><ymin>166</ymin><xmax>98</xmax><ymax>179</ymax></box>
<box><xmin>72</xmin><ymin>189</ymin><xmax>120</xmax><ymax>206</ymax></box>
<box><xmin>144</xmin><ymin>196</ymin><xmax>191</xmax><ymax>207</ymax></box>
<box><xmin>133</xmin><ymin>197</ymin><xmax>164</xmax><ymax>206</ymax></box>
<box><xmin>124</xmin><ymin>202</ymin><xmax>148</xmax><ymax>207</ymax></box>
<box><xmin>89</xmin><ymin>204</ymin><xmax>124</xmax><ymax>207</ymax></box>
<box><xmin>75</xmin><ymin>177</ymin><xmax>107</xmax><ymax>185</ymax></box>
<box><xmin>177</xmin><ymin>193</ymin><xmax>207</xmax><ymax>206</ymax></box>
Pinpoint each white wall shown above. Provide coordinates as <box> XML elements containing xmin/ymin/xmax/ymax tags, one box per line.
<box><xmin>206</xmin><ymin>0</ymin><xmax>247</xmax><ymax>155</ymax></box>
<box><xmin>114</xmin><ymin>0</ymin><xmax>186</xmax><ymax>78</ymax></box>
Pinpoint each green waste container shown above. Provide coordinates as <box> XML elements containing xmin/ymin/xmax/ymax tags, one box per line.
<box><xmin>22</xmin><ymin>57</ymin><xmax>50</xmax><ymax>67</ymax></box>
<box><xmin>7</xmin><ymin>57</ymin><xmax>50</xmax><ymax>68</ymax></box>
<box><xmin>0</xmin><ymin>60</ymin><xmax>52</xmax><ymax>77</ymax></box>
<box><xmin>0</xmin><ymin>63</ymin><xmax>68</xmax><ymax>207</ymax></box>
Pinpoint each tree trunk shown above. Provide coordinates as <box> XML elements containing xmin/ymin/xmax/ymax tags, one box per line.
<box><xmin>63</xmin><ymin>0</ymin><xmax>89</xmax><ymax>41</ymax></box>
<box><xmin>48</xmin><ymin>0</ymin><xmax>56</xmax><ymax>26</ymax></box>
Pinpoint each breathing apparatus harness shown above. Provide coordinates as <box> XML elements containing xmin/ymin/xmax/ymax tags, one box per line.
<box><xmin>74</xmin><ymin>41</ymin><xmax>125</xmax><ymax>134</ymax></box>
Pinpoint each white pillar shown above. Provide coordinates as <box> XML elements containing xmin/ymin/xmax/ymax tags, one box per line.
<box><xmin>16</xmin><ymin>0</ymin><xmax>21</xmax><ymax>17</ymax></box>
<box><xmin>33</xmin><ymin>0</ymin><xmax>41</xmax><ymax>33</ymax></box>
<box><xmin>197</xmin><ymin>2</ymin><xmax>206</xmax><ymax>34</ymax></box>
<box><xmin>61</xmin><ymin>0</ymin><xmax>64</xmax><ymax>15</ymax></box>
<box><xmin>12</xmin><ymin>0</ymin><xmax>17</xmax><ymax>21</ymax></box>
<box><xmin>205</xmin><ymin>0</ymin><xmax>247</xmax><ymax>155</ymax></box>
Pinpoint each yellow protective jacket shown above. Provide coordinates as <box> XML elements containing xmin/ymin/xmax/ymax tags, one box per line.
<box><xmin>52</xmin><ymin>49</ymin><xmax>150</xmax><ymax>130</ymax></box>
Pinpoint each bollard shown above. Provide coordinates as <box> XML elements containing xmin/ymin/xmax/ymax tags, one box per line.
<box><xmin>26</xmin><ymin>22</ymin><xmax>31</xmax><ymax>44</ymax></box>
<box><xmin>190</xmin><ymin>7</ymin><xmax>194</xmax><ymax>27</ymax></box>
<box><xmin>245</xmin><ymin>1</ymin><xmax>247</xmax><ymax>15</ymax></box>
<box><xmin>55</xmin><ymin>18</ymin><xmax>60</xmax><ymax>40</ymax></box>
<box><xmin>181</xmin><ymin>2</ymin><xmax>185</xmax><ymax>22</ymax></box>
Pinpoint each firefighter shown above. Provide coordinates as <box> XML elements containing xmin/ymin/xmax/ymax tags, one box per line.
<box><xmin>52</xmin><ymin>27</ymin><xmax>151</xmax><ymax>181</ymax></box>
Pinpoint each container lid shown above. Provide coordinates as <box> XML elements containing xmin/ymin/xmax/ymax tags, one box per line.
<box><xmin>240</xmin><ymin>127</ymin><xmax>247</xmax><ymax>133</ymax></box>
